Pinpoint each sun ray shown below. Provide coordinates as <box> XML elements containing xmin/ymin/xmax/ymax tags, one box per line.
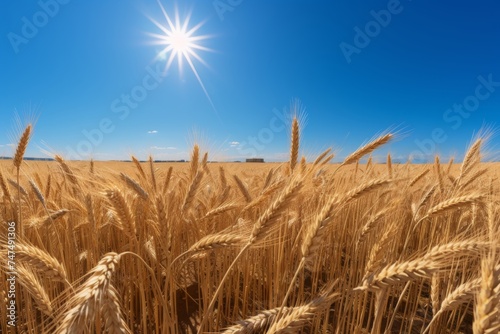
<box><xmin>148</xmin><ymin>1</ymin><xmax>217</xmax><ymax>115</ymax></box>
<box><xmin>184</xmin><ymin>54</ymin><xmax>217</xmax><ymax>113</ymax></box>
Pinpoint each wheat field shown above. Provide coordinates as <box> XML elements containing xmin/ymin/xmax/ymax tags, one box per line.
<box><xmin>0</xmin><ymin>122</ymin><xmax>499</xmax><ymax>333</ymax></box>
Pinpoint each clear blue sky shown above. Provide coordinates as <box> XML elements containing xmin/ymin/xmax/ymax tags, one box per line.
<box><xmin>1</xmin><ymin>0</ymin><xmax>499</xmax><ymax>162</ymax></box>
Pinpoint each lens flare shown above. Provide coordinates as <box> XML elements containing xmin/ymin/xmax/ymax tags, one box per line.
<box><xmin>148</xmin><ymin>1</ymin><xmax>216</xmax><ymax>112</ymax></box>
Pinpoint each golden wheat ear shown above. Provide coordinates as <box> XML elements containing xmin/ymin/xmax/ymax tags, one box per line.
<box><xmin>13</xmin><ymin>124</ymin><xmax>32</xmax><ymax>168</ymax></box>
<box><xmin>289</xmin><ymin>116</ymin><xmax>299</xmax><ymax>174</ymax></box>
<box><xmin>341</xmin><ymin>133</ymin><xmax>393</xmax><ymax>167</ymax></box>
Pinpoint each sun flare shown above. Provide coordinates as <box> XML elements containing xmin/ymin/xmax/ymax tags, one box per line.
<box><xmin>148</xmin><ymin>1</ymin><xmax>216</xmax><ymax>112</ymax></box>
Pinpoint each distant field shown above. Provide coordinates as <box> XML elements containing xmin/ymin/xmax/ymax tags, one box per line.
<box><xmin>1</xmin><ymin>124</ymin><xmax>499</xmax><ymax>333</ymax></box>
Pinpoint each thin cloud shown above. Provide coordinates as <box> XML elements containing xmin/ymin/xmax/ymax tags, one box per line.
<box><xmin>148</xmin><ymin>130</ymin><xmax>158</xmax><ymax>134</ymax></box>
<box><xmin>151</xmin><ymin>146</ymin><xmax>177</xmax><ymax>150</ymax></box>
<box><xmin>230</xmin><ymin>141</ymin><xmax>240</xmax><ymax>147</ymax></box>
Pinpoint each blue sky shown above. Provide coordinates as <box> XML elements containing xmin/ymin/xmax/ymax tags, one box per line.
<box><xmin>1</xmin><ymin>0</ymin><xmax>499</xmax><ymax>162</ymax></box>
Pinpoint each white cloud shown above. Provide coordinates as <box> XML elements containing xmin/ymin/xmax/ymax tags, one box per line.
<box><xmin>230</xmin><ymin>141</ymin><xmax>240</xmax><ymax>147</ymax></box>
<box><xmin>148</xmin><ymin>130</ymin><xmax>158</xmax><ymax>134</ymax></box>
<box><xmin>151</xmin><ymin>146</ymin><xmax>177</xmax><ymax>150</ymax></box>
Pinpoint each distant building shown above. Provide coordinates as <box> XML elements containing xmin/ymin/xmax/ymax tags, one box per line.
<box><xmin>246</xmin><ymin>158</ymin><xmax>264</xmax><ymax>163</ymax></box>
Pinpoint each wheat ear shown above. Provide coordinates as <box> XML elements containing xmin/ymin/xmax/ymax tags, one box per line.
<box><xmin>0</xmin><ymin>169</ymin><xmax>12</xmax><ymax>201</ymax></box>
<box><xmin>233</xmin><ymin>174</ymin><xmax>252</xmax><ymax>203</ymax></box>
<box><xmin>423</xmin><ymin>279</ymin><xmax>480</xmax><ymax>334</ymax></box>
<box><xmin>387</xmin><ymin>153</ymin><xmax>393</xmax><ymax>178</ymax></box>
<box><xmin>434</xmin><ymin>156</ymin><xmax>445</xmax><ymax>194</ymax></box>
<box><xmin>267</xmin><ymin>292</ymin><xmax>339</xmax><ymax>334</ymax></box>
<box><xmin>148</xmin><ymin>155</ymin><xmax>157</xmax><ymax>191</ymax></box>
<box><xmin>12</xmin><ymin>242</ymin><xmax>68</xmax><ymax>282</ymax></box>
<box><xmin>473</xmin><ymin>254</ymin><xmax>500</xmax><ymax>334</ymax></box>
<box><xmin>13</xmin><ymin>124</ymin><xmax>32</xmax><ymax>237</ymax></box>
<box><xmin>101</xmin><ymin>285</ymin><xmax>131</xmax><ymax>334</ymax></box>
<box><xmin>29</xmin><ymin>179</ymin><xmax>46</xmax><ymax>206</ymax></box>
<box><xmin>8</xmin><ymin>179</ymin><xmax>27</xmax><ymax>196</ymax></box>
<box><xmin>222</xmin><ymin>307</ymin><xmax>294</xmax><ymax>334</ymax></box>
<box><xmin>13</xmin><ymin>124</ymin><xmax>32</xmax><ymax>168</ymax></box>
<box><xmin>120</xmin><ymin>172</ymin><xmax>148</xmax><ymax>200</ymax></box>
<box><xmin>162</xmin><ymin>166</ymin><xmax>173</xmax><ymax>193</ymax></box>
<box><xmin>16</xmin><ymin>264</ymin><xmax>53</xmax><ymax>317</ymax></box>
<box><xmin>313</xmin><ymin>148</ymin><xmax>332</xmax><ymax>166</ymax></box>
<box><xmin>54</xmin><ymin>253</ymin><xmax>124</xmax><ymax>333</ymax></box>
<box><xmin>55</xmin><ymin>155</ymin><xmax>79</xmax><ymax>187</ymax></box>
<box><xmin>189</xmin><ymin>144</ymin><xmax>199</xmax><ymax>181</ymax></box>
<box><xmin>131</xmin><ymin>155</ymin><xmax>146</xmax><ymax>180</ymax></box>
<box><xmin>420</xmin><ymin>194</ymin><xmax>484</xmax><ymax>221</ymax></box>
<box><xmin>289</xmin><ymin>116</ymin><xmax>299</xmax><ymax>173</ymax></box>
<box><xmin>340</xmin><ymin>133</ymin><xmax>393</xmax><ymax>167</ymax></box>
<box><xmin>458</xmin><ymin>138</ymin><xmax>482</xmax><ymax>185</ymax></box>
<box><xmin>409</xmin><ymin>168</ymin><xmax>429</xmax><ymax>187</ymax></box>
<box><xmin>182</xmin><ymin>171</ymin><xmax>204</xmax><ymax>213</ymax></box>
<box><xmin>106</xmin><ymin>188</ymin><xmax>136</xmax><ymax>240</ymax></box>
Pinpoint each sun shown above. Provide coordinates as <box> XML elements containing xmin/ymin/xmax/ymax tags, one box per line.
<box><xmin>147</xmin><ymin>1</ymin><xmax>216</xmax><ymax>112</ymax></box>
